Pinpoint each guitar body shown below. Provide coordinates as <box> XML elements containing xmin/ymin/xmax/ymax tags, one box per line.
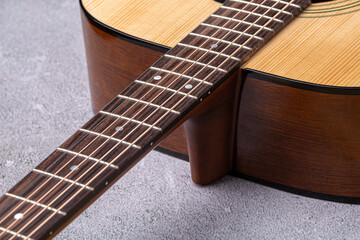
<box><xmin>81</xmin><ymin>0</ymin><xmax>360</xmax><ymax>200</ymax></box>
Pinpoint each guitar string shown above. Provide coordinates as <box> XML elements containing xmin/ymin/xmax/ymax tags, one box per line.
<box><xmin>6</xmin><ymin>0</ymin><xmax>292</xmax><ymax>237</ymax></box>
<box><xmin>5</xmin><ymin>0</ymin><xmax>298</xmax><ymax>237</ymax></box>
<box><xmin>0</xmin><ymin>1</ymin><xmax>262</xmax><ymax>235</ymax></box>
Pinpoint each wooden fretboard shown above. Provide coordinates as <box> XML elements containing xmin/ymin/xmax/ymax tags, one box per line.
<box><xmin>0</xmin><ymin>0</ymin><xmax>310</xmax><ymax>238</ymax></box>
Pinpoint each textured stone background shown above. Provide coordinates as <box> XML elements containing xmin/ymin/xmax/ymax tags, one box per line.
<box><xmin>0</xmin><ymin>0</ymin><xmax>359</xmax><ymax>239</ymax></box>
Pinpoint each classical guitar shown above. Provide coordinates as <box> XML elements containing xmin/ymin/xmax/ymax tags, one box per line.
<box><xmin>1</xmin><ymin>0</ymin><xmax>360</xmax><ymax>238</ymax></box>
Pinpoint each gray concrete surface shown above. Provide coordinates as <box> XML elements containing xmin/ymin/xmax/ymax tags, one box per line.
<box><xmin>0</xmin><ymin>0</ymin><xmax>359</xmax><ymax>239</ymax></box>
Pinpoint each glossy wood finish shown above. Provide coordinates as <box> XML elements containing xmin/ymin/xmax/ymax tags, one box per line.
<box><xmin>236</xmin><ymin>71</ymin><xmax>360</xmax><ymax>197</ymax></box>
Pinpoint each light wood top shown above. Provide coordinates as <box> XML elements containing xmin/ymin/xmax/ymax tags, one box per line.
<box><xmin>82</xmin><ymin>0</ymin><xmax>360</xmax><ymax>87</ymax></box>
<box><xmin>82</xmin><ymin>0</ymin><xmax>221</xmax><ymax>47</ymax></box>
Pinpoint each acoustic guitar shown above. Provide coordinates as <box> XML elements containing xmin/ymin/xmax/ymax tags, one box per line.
<box><xmin>0</xmin><ymin>0</ymin><xmax>359</xmax><ymax>239</ymax></box>
<box><xmin>82</xmin><ymin>0</ymin><xmax>360</xmax><ymax>198</ymax></box>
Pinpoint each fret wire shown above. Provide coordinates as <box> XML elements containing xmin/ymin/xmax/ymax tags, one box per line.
<box><xmin>6</xmin><ymin>0</ymin><xmax>305</xmax><ymax>237</ymax></box>
<box><xmin>220</xmin><ymin>0</ymin><xmax>298</xmax><ymax>62</ymax></box>
<box><xmin>99</xmin><ymin>110</ymin><xmax>162</xmax><ymax>131</ymax></box>
<box><xmin>268</xmin><ymin>0</ymin><xmax>301</xmax><ymax>9</ymax></box>
<box><xmin>0</xmin><ymin>227</ymin><xmax>32</xmax><ymax>240</ymax></box>
<box><xmin>5</xmin><ymin>193</ymin><xmax>67</xmax><ymax>216</ymax></box>
<box><xmin>221</xmin><ymin>5</ymin><xmax>284</xmax><ymax>23</ymax></box>
<box><xmin>118</xmin><ymin>94</ymin><xmax>181</xmax><ymax>115</ymax></box>
<box><xmin>210</xmin><ymin>14</ymin><xmax>274</xmax><ymax>32</ymax></box>
<box><xmin>134</xmin><ymin>79</ymin><xmax>200</xmax><ymax>98</ymax></box>
<box><xmin>178</xmin><ymin>42</ymin><xmax>241</xmax><ymax>60</ymax></box>
<box><xmin>164</xmin><ymin>54</ymin><xmax>228</xmax><ymax>73</ymax></box>
<box><xmin>199</xmin><ymin>23</ymin><xmax>264</xmax><ymax>41</ymax></box>
<box><xmin>230</xmin><ymin>0</ymin><xmax>295</xmax><ymax>14</ymax></box>
<box><xmin>149</xmin><ymin>67</ymin><xmax>213</xmax><ymax>86</ymax></box>
<box><xmin>58</xmin><ymin>146</ymin><xmax>122</xmax><ymax>167</ymax></box>
<box><xmin>79</xmin><ymin>128</ymin><xmax>142</xmax><ymax>149</ymax></box>
<box><xmin>189</xmin><ymin>32</ymin><xmax>254</xmax><ymax>50</ymax></box>
<box><xmin>32</xmin><ymin>169</ymin><xmax>94</xmax><ymax>191</ymax></box>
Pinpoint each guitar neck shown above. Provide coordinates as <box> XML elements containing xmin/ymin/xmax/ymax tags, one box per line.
<box><xmin>0</xmin><ymin>0</ymin><xmax>310</xmax><ymax>238</ymax></box>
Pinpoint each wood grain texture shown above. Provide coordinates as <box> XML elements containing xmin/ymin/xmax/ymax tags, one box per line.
<box><xmin>82</xmin><ymin>0</ymin><xmax>221</xmax><ymax>47</ymax></box>
<box><xmin>236</xmin><ymin>71</ymin><xmax>360</xmax><ymax>197</ymax></box>
<box><xmin>244</xmin><ymin>0</ymin><xmax>360</xmax><ymax>86</ymax></box>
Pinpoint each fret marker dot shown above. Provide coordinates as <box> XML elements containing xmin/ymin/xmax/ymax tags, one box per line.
<box><xmin>154</xmin><ymin>75</ymin><xmax>161</xmax><ymax>80</ymax></box>
<box><xmin>211</xmin><ymin>44</ymin><xmax>218</xmax><ymax>48</ymax></box>
<box><xmin>185</xmin><ymin>84</ymin><xmax>193</xmax><ymax>90</ymax></box>
<box><xmin>70</xmin><ymin>165</ymin><xmax>78</xmax><ymax>171</ymax></box>
<box><xmin>150</xmin><ymin>142</ymin><xmax>153</xmax><ymax>146</ymax></box>
<box><xmin>14</xmin><ymin>213</ymin><xmax>23</xmax><ymax>220</ymax></box>
<box><xmin>105</xmin><ymin>182</ymin><xmax>109</xmax><ymax>186</ymax></box>
<box><xmin>115</xmin><ymin>126</ymin><xmax>124</xmax><ymax>131</ymax></box>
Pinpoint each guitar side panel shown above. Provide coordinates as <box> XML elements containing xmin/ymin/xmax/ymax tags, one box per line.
<box><xmin>236</xmin><ymin>71</ymin><xmax>360</xmax><ymax>198</ymax></box>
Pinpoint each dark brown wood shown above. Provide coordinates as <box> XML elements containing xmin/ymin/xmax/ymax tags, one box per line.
<box><xmin>235</xmin><ymin>71</ymin><xmax>360</xmax><ymax>198</ymax></box>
